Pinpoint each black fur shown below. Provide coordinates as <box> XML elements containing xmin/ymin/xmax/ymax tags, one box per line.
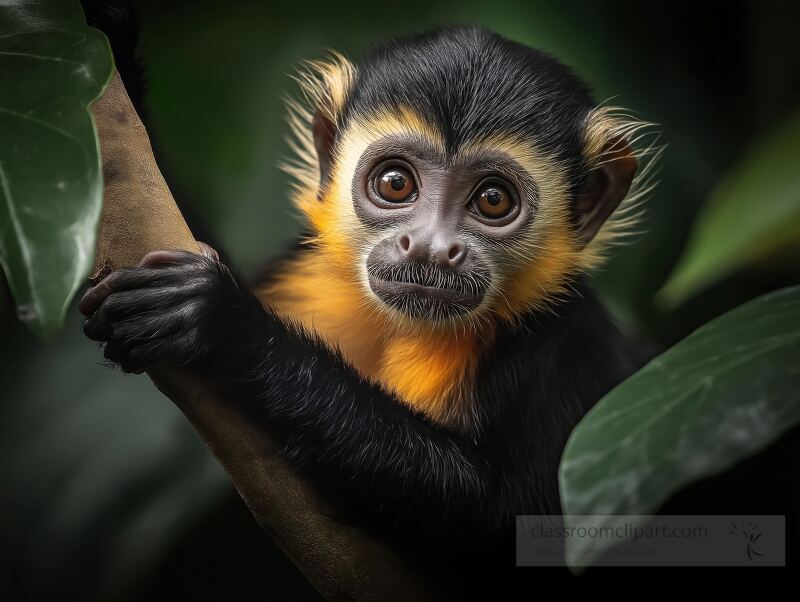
<box><xmin>83</xmin><ymin>248</ymin><xmax>636</xmax><ymax>541</ymax></box>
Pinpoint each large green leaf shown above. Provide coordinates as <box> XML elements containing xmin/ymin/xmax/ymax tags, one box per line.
<box><xmin>660</xmin><ymin>111</ymin><xmax>800</xmax><ymax>306</ymax></box>
<box><xmin>559</xmin><ymin>285</ymin><xmax>800</xmax><ymax>568</ymax></box>
<box><xmin>0</xmin><ymin>1</ymin><xmax>112</xmax><ymax>338</ymax></box>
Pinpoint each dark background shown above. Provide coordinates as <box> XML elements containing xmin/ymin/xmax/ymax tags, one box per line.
<box><xmin>1</xmin><ymin>1</ymin><xmax>798</xmax><ymax>599</ymax></box>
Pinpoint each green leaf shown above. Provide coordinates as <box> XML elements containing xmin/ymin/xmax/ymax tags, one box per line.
<box><xmin>559</xmin><ymin>285</ymin><xmax>800</xmax><ymax>568</ymax></box>
<box><xmin>659</xmin><ymin>111</ymin><xmax>800</xmax><ymax>306</ymax></box>
<box><xmin>0</xmin><ymin>1</ymin><xmax>113</xmax><ymax>338</ymax></box>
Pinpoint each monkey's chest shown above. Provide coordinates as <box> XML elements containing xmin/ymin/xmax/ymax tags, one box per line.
<box><xmin>258</xmin><ymin>259</ymin><xmax>479</xmax><ymax>427</ymax></box>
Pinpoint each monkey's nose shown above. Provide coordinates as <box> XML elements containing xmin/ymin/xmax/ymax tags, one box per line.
<box><xmin>432</xmin><ymin>239</ymin><xmax>467</xmax><ymax>268</ymax></box>
<box><xmin>396</xmin><ymin>232</ymin><xmax>467</xmax><ymax>268</ymax></box>
<box><xmin>396</xmin><ymin>233</ymin><xmax>427</xmax><ymax>260</ymax></box>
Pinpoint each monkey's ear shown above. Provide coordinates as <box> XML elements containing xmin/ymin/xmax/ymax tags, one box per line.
<box><xmin>573</xmin><ymin>137</ymin><xmax>637</xmax><ymax>247</ymax></box>
<box><xmin>312</xmin><ymin>109</ymin><xmax>336</xmax><ymax>190</ymax></box>
<box><xmin>303</xmin><ymin>54</ymin><xmax>356</xmax><ymax>190</ymax></box>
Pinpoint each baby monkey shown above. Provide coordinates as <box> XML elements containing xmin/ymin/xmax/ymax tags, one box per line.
<box><xmin>82</xmin><ymin>25</ymin><xmax>649</xmax><ymax>564</ymax></box>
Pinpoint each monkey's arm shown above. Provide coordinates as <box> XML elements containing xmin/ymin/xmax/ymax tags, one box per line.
<box><xmin>80</xmin><ymin>250</ymin><xmax>516</xmax><ymax>534</ymax></box>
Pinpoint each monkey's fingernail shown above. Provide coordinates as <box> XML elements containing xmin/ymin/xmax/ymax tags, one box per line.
<box><xmin>79</xmin><ymin>280</ymin><xmax>112</xmax><ymax>315</ymax></box>
<box><xmin>197</xmin><ymin>241</ymin><xmax>219</xmax><ymax>261</ymax></box>
<box><xmin>138</xmin><ymin>249</ymin><xmax>184</xmax><ymax>267</ymax></box>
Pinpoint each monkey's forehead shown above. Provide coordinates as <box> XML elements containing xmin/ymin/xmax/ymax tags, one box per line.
<box><xmin>340</xmin><ymin>26</ymin><xmax>594</xmax><ymax>164</ymax></box>
<box><xmin>340</xmin><ymin>120</ymin><xmax>553</xmax><ymax>182</ymax></box>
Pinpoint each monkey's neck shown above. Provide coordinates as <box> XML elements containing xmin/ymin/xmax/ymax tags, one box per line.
<box><xmin>256</xmin><ymin>251</ymin><xmax>485</xmax><ymax>428</ymax></box>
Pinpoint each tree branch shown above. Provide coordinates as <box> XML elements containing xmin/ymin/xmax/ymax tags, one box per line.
<box><xmin>89</xmin><ymin>70</ymin><xmax>446</xmax><ymax>601</ymax></box>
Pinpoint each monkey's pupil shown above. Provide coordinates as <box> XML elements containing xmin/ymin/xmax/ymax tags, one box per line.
<box><xmin>486</xmin><ymin>190</ymin><xmax>502</xmax><ymax>206</ymax></box>
<box><xmin>390</xmin><ymin>176</ymin><xmax>406</xmax><ymax>191</ymax></box>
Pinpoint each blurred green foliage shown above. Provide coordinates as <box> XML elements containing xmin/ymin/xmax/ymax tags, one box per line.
<box><xmin>661</xmin><ymin>110</ymin><xmax>800</xmax><ymax>305</ymax></box>
<box><xmin>1</xmin><ymin>1</ymin><xmax>798</xmax><ymax>600</ymax></box>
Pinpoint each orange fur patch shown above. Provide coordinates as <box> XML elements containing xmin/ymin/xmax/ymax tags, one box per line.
<box><xmin>258</xmin><ymin>250</ymin><xmax>483</xmax><ymax>428</ymax></box>
<box><xmin>493</xmin><ymin>227</ymin><xmax>577</xmax><ymax>323</ymax></box>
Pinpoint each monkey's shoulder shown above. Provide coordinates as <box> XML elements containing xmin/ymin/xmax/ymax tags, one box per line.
<box><xmin>476</xmin><ymin>284</ymin><xmax>639</xmax><ymax>418</ymax></box>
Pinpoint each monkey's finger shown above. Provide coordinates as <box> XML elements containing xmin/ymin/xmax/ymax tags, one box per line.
<box><xmin>117</xmin><ymin>327</ymin><xmax>203</xmax><ymax>374</ymax></box>
<box><xmin>138</xmin><ymin>249</ymin><xmax>199</xmax><ymax>268</ymax></box>
<box><xmin>83</xmin><ymin>295</ymin><xmax>125</xmax><ymax>341</ymax></box>
<box><xmin>197</xmin><ymin>241</ymin><xmax>220</xmax><ymax>261</ymax></box>
<box><xmin>79</xmin><ymin>275</ymin><xmax>118</xmax><ymax>316</ymax></box>
<box><xmin>83</xmin><ymin>287</ymin><xmax>200</xmax><ymax>341</ymax></box>
<box><xmin>79</xmin><ymin>262</ymin><xmax>200</xmax><ymax>316</ymax></box>
<box><xmin>91</xmin><ymin>286</ymin><xmax>191</xmax><ymax>323</ymax></box>
<box><xmin>82</xmin><ymin>312</ymin><xmax>112</xmax><ymax>341</ymax></box>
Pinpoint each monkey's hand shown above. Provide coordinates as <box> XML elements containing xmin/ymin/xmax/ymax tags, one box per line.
<box><xmin>80</xmin><ymin>244</ymin><xmax>260</xmax><ymax>374</ymax></box>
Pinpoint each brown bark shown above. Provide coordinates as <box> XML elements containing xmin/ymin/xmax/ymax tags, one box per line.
<box><xmin>89</xmin><ymin>71</ymin><xmax>443</xmax><ymax>601</ymax></box>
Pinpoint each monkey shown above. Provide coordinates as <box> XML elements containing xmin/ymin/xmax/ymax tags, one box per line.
<box><xmin>80</xmin><ymin>13</ymin><xmax>655</xmax><ymax>588</ymax></box>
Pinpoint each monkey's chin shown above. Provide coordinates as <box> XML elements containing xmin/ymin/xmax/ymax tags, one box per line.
<box><xmin>367</xmin><ymin>276</ymin><xmax>484</xmax><ymax>320</ymax></box>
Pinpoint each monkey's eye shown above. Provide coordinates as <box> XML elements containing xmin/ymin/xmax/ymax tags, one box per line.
<box><xmin>376</xmin><ymin>167</ymin><xmax>416</xmax><ymax>203</ymax></box>
<box><xmin>472</xmin><ymin>184</ymin><xmax>514</xmax><ymax>220</ymax></box>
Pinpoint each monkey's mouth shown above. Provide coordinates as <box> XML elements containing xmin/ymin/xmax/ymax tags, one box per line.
<box><xmin>366</xmin><ymin>261</ymin><xmax>489</xmax><ymax>319</ymax></box>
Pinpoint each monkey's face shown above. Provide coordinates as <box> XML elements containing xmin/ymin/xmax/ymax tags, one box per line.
<box><xmin>300</xmin><ymin>105</ymin><xmax>636</xmax><ymax>330</ymax></box>
<box><xmin>285</xmin><ymin>30</ymin><xmax>643</xmax><ymax>330</ymax></box>
<box><xmin>351</xmin><ymin>136</ymin><xmax>536</xmax><ymax>321</ymax></box>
